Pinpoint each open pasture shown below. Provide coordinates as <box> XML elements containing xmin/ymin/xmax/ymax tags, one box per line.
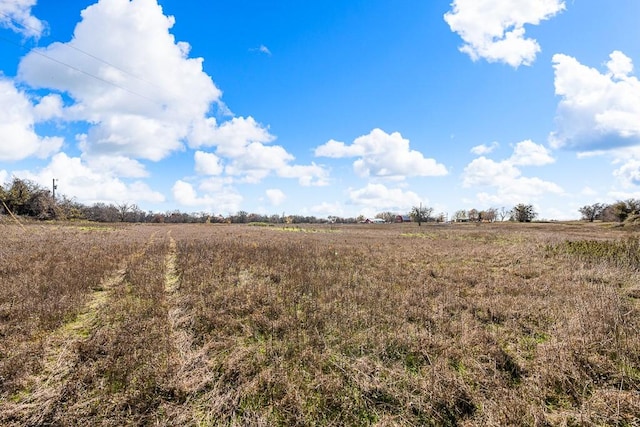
<box><xmin>1</xmin><ymin>222</ymin><xmax>639</xmax><ymax>426</ymax></box>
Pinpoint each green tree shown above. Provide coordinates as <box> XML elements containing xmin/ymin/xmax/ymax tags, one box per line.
<box><xmin>410</xmin><ymin>204</ymin><xmax>433</xmax><ymax>226</ymax></box>
<box><xmin>578</xmin><ymin>203</ymin><xmax>606</xmax><ymax>222</ymax></box>
<box><xmin>510</xmin><ymin>203</ymin><xmax>537</xmax><ymax>222</ymax></box>
<box><xmin>0</xmin><ymin>177</ymin><xmax>60</xmax><ymax>219</ymax></box>
<box><xmin>607</xmin><ymin>199</ymin><xmax>640</xmax><ymax>223</ymax></box>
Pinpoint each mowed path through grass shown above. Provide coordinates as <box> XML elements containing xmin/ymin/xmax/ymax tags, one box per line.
<box><xmin>1</xmin><ymin>222</ymin><xmax>639</xmax><ymax>425</ymax></box>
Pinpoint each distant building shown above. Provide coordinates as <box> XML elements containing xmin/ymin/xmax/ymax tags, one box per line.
<box><xmin>362</xmin><ymin>218</ymin><xmax>386</xmax><ymax>224</ymax></box>
<box><xmin>395</xmin><ymin>215</ymin><xmax>411</xmax><ymax>223</ymax></box>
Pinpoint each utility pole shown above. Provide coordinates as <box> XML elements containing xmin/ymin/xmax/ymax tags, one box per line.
<box><xmin>52</xmin><ymin>178</ymin><xmax>58</xmax><ymax>200</ymax></box>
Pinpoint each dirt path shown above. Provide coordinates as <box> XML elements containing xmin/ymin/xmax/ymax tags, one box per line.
<box><xmin>1</xmin><ymin>231</ymin><xmax>159</xmax><ymax>426</ymax></box>
<box><xmin>160</xmin><ymin>231</ymin><xmax>214</xmax><ymax>423</ymax></box>
<box><xmin>3</xmin><ymin>268</ymin><xmax>126</xmax><ymax>424</ymax></box>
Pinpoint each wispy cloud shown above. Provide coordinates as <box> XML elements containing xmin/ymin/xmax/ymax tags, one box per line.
<box><xmin>444</xmin><ymin>0</ymin><xmax>565</xmax><ymax>67</ymax></box>
<box><xmin>250</xmin><ymin>44</ymin><xmax>272</xmax><ymax>56</ymax></box>
<box><xmin>470</xmin><ymin>141</ymin><xmax>499</xmax><ymax>155</ymax></box>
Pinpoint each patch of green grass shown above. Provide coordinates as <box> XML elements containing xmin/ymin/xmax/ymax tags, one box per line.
<box><xmin>547</xmin><ymin>238</ymin><xmax>640</xmax><ymax>271</ymax></box>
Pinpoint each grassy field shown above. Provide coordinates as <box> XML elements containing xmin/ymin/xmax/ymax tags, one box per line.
<box><xmin>1</xmin><ymin>221</ymin><xmax>639</xmax><ymax>426</ymax></box>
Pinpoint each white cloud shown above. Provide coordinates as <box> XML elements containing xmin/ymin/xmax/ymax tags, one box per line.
<box><xmin>189</xmin><ymin>116</ymin><xmax>274</xmax><ymax>156</ymax></box>
<box><xmin>18</xmin><ymin>0</ymin><xmax>222</xmax><ymax>162</ymax></box>
<box><xmin>444</xmin><ymin>0</ymin><xmax>565</xmax><ymax>67</ymax></box>
<box><xmin>608</xmin><ymin>190</ymin><xmax>640</xmax><ymax>203</ymax></box>
<box><xmin>309</xmin><ymin>201</ymin><xmax>345</xmax><ymax>217</ymax></box>
<box><xmin>315</xmin><ymin>128</ymin><xmax>447</xmax><ymax>179</ymax></box>
<box><xmin>607</xmin><ymin>50</ymin><xmax>633</xmax><ymax>80</ymax></box>
<box><xmin>15</xmin><ymin>152</ymin><xmax>164</xmax><ymax>204</ymax></box>
<box><xmin>13</xmin><ymin>0</ymin><xmax>325</xmax><ymax>189</ymax></box>
<box><xmin>33</xmin><ymin>94</ymin><xmax>64</xmax><ymax>121</ymax></box>
<box><xmin>0</xmin><ymin>78</ymin><xmax>63</xmax><ymax>161</ymax></box>
<box><xmin>189</xmin><ymin>116</ymin><xmax>328</xmax><ymax>184</ymax></box>
<box><xmin>471</xmin><ymin>141</ymin><xmax>499</xmax><ymax>155</ymax></box>
<box><xmin>550</xmin><ymin>51</ymin><xmax>640</xmax><ymax>151</ymax></box>
<box><xmin>84</xmin><ymin>155</ymin><xmax>148</xmax><ymax>178</ymax></box>
<box><xmin>348</xmin><ymin>183</ymin><xmax>422</xmax><ymax>213</ymax></box>
<box><xmin>172</xmin><ymin>180</ymin><xmax>214</xmax><ymax>207</ymax></box>
<box><xmin>613</xmin><ymin>159</ymin><xmax>640</xmax><ymax>188</ymax></box>
<box><xmin>194</xmin><ymin>151</ymin><xmax>223</xmax><ymax>176</ymax></box>
<box><xmin>172</xmin><ymin>179</ymin><xmax>242</xmax><ymax>213</ymax></box>
<box><xmin>250</xmin><ymin>45</ymin><xmax>272</xmax><ymax>56</ymax></box>
<box><xmin>198</xmin><ymin>176</ymin><xmax>234</xmax><ymax>193</ymax></box>
<box><xmin>463</xmin><ymin>141</ymin><xmax>562</xmax><ymax>205</ymax></box>
<box><xmin>315</xmin><ymin>139</ymin><xmax>363</xmax><ymax>158</ymax></box>
<box><xmin>266</xmin><ymin>189</ymin><xmax>286</xmax><ymax>206</ymax></box>
<box><xmin>0</xmin><ymin>0</ymin><xmax>45</xmax><ymax>38</ymax></box>
<box><xmin>463</xmin><ymin>156</ymin><xmax>520</xmax><ymax>187</ymax></box>
<box><xmin>278</xmin><ymin>163</ymin><xmax>329</xmax><ymax>186</ymax></box>
<box><xmin>509</xmin><ymin>140</ymin><xmax>555</xmax><ymax>166</ymax></box>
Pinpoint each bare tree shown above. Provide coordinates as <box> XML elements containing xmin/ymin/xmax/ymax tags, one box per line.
<box><xmin>117</xmin><ymin>202</ymin><xmax>132</xmax><ymax>222</ymax></box>
<box><xmin>375</xmin><ymin>211</ymin><xmax>396</xmax><ymax>223</ymax></box>
<box><xmin>578</xmin><ymin>203</ymin><xmax>606</xmax><ymax>222</ymax></box>
<box><xmin>481</xmin><ymin>208</ymin><xmax>497</xmax><ymax>222</ymax></box>
<box><xmin>498</xmin><ymin>207</ymin><xmax>510</xmax><ymax>222</ymax></box>
<box><xmin>453</xmin><ymin>210</ymin><xmax>468</xmax><ymax>222</ymax></box>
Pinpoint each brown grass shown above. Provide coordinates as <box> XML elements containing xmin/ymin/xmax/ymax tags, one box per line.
<box><xmin>1</xmin><ymin>221</ymin><xmax>639</xmax><ymax>426</ymax></box>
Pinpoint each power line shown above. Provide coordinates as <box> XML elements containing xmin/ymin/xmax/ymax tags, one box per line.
<box><xmin>0</xmin><ymin>34</ymin><xmax>161</xmax><ymax>105</ymax></box>
<box><xmin>0</xmin><ymin>10</ymin><xmax>161</xmax><ymax>91</ymax></box>
<box><xmin>0</xmin><ymin>11</ymin><xmax>163</xmax><ymax>106</ymax></box>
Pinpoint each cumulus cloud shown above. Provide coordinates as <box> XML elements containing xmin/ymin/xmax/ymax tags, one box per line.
<box><xmin>18</xmin><ymin>0</ymin><xmax>222</xmax><ymax>162</ymax></box>
<box><xmin>172</xmin><ymin>179</ymin><xmax>242</xmax><ymax>213</ymax></box>
<box><xmin>11</xmin><ymin>0</ymin><xmax>327</xmax><ymax>189</ymax></box>
<box><xmin>0</xmin><ymin>0</ymin><xmax>46</xmax><ymax>38</ymax></box>
<box><xmin>471</xmin><ymin>141</ymin><xmax>499</xmax><ymax>155</ymax></box>
<box><xmin>315</xmin><ymin>128</ymin><xmax>447</xmax><ymax>179</ymax></box>
<box><xmin>0</xmin><ymin>78</ymin><xmax>63</xmax><ymax>161</ymax></box>
<box><xmin>509</xmin><ymin>139</ymin><xmax>555</xmax><ymax>166</ymax></box>
<box><xmin>189</xmin><ymin>116</ymin><xmax>274</xmax><ymax>156</ymax></box>
<box><xmin>33</xmin><ymin>94</ymin><xmax>64</xmax><ymax>121</ymax></box>
<box><xmin>266</xmin><ymin>189</ymin><xmax>286</xmax><ymax>206</ymax></box>
<box><xmin>189</xmin><ymin>116</ymin><xmax>328</xmax><ymax>185</ymax></box>
<box><xmin>550</xmin><ymin>51</ymin><xmax>640</xmax><ymax>152</ymax></box>
<box><xmin>278</xmin><ymin>163</ymin><xmax>329</xmax><ymax>186</ymax></box>
<box><xmin>463</xmin><ymin>140</ymin><xmax>561</xmax><ymax>204</ymax></box>
<box><xmin>444</xmin><ymin>0</ymin><xmax>565</xmax><ymax>67</ymax></box>
<box><xmin>194</xmin><ymin>151</ymin><xmax>223</xmax><ymax>176</ymax></box>
<box><xmin>348</xmin><ymin>183</ymin><xmax>422</xmax><ymax>212</ymax></box>
<box><xmin>226</xmin><ymin>143</ymin><xmax>293</xmax><ymax>183</ymax></box>
<box><xmin>84</xmin><ymin>155</ymin><xmax>148</xmax><ymax>178</ymax></box>
<box><xmin>309</xmin><ymin>201</ymin><xmax>345</xmax><ymax>217</ymax></box>
<box><xmin>16</xmin><ymin>152</ymin><xmax>164</xmax><ymax>204</ymax></box>
<box><xmin>613</xmin><ymin>159</ymin><xmax>640</xmax><ymax>188</ymax></box>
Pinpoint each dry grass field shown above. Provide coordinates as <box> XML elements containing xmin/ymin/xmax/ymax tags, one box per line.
<box><xmin>1</xmin><ymin>221</ymin><xmax>639</xmax><ymax>426</ymax></box>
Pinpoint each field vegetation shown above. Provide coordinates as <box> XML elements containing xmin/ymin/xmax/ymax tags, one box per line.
<box><xmin>1</xmin><ymin>221</ymin><xmax>639</xmax><ymax>425</ymax></box>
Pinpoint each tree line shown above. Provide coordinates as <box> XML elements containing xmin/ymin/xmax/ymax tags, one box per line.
<box><xmin>578</xmin><ymin>200</ymin><xmax>640</xmax><ymax>224</ymax></box>
<box><xmin>2</xmin><ymin>177</ymin><xmax>639</xmax><ymax>225</ymax></box>
<box><xmin>0</xmin><ymin>178</ymin><xmax>345</xmax><ymax>224</ymax></box>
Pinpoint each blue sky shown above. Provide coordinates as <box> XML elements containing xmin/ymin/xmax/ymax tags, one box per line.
<box><xmin>1</xmin><ymin>0</ymin><xmax>639</xmax><ymax>219</ymax></box>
